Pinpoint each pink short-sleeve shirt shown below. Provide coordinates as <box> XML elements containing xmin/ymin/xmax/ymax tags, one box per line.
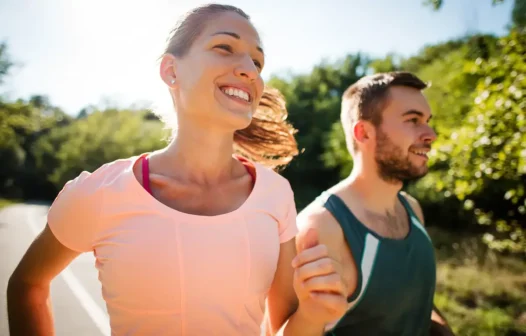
<box><xmin>47</xmin><ymin>155</ymin><xmax>298</xmax><ymax>335</ymax></box>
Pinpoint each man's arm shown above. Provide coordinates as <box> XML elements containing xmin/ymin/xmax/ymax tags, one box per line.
<box><xmin>280</xmin><ymin>209</ymin><xmax>353</xmax><ymax>335</ymax></box>
<box><xmin>400</xmin><ymin>192</ymin><xmax>455</xmax><ymax>335</ymax></box>
<box><xmin>264</xmin><ymin>205</ymin><xmax>350</xmax><ymax>336</ymax></box>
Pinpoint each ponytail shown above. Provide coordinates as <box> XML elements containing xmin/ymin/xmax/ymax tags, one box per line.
<box><xmin>234</xmin><ymin>86</ymin><xmax>298</xmax><ymax>169</ymax></box>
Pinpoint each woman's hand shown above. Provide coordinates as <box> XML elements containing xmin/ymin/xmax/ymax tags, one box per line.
<box><xmin>291</xmin><ymin>228</ymin><xmax>347</xmax><ymax>328</ymax></box>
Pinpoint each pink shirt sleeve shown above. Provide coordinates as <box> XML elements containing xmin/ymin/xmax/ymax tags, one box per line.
<box><xmin>47</xmin><ymin>170</ymin><xmax>103</xmax><ymax>253</ymax></box>
<box><xmin>278</xmin><ymin>181</ymin><xmax>298</xmax><ymax>243</ymax></box>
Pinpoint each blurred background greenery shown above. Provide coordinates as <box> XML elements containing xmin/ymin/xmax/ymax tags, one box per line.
<box><xmin>1</xmin><ymin>1</ymin><xmax>525</xmax><ymax>335</ymax></box>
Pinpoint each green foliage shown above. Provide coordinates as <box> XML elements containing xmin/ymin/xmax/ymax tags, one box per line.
<box><xmin>0</xmin><ymin>42</ymin><xmax>13</xmax><ymax>85</ymax></box>
<box><xmin>421</xmin><ymin>49</ymin><xmax>475</xmax><ymax>135</ymax></box>
<box><xmin>0</xmin><ymin>198</ymin><xmax>17</xmax><ymax>209</ymax></box>
<box><xmin>423</xmin><ymin>0</ymin><xmax>443</xmax><ymax>10</ymax></box>
<box><xmin>401</xmin><ymin>38</ymin><xmax>466</xmax><ymax>73</ymax></box>
<box><xmin>0</xmin><ymin>96</ymin><xmax>72</xmax><ymax>199</ymax></box>
<box><xmin>268</xmin><ymin>54</ymin><xmax>369</xmax><ymax>209</ymax></box>
<box><xmin>0</xmin><ymin>66</ymin><xmax>167</xmax><ymax>197</ymax></box>
<box><xmin>323</xmin><ymin>122</ymin><xmax>353</xmax><ymax>178</ymax></box>
<box><xmin>401</xmin><ymin>34</ymin><xmax>498</xmax><ymax>74</ymax></box>
<box><xmin>431</xmin><ymin>29</ymin><xmax>526</xmax><ymax>253</ymax></box>
<box><xmin>429</xmin><ymin>227</ymin><xmax>526</xmax><ymax>335</ymax></box>
<box><xmin>369</xmin><ymin>53</ymin><xmax>402</xmax><ymax>73</ymax></box>
<box><xmin>33</xmin><ymin>108</ymin><xmax>168</xmax><ymax>189</ymax></box>
<box><xmin>424</xmin><ymin>0</ymin><xmax>506</xmax><ymax>10</ymax></box>
<box><xmin>434</xmin><ymin>256</ymin><xmax>526</xmax><ymax>335</ymax></box>
<box><xmin>511</xmin><ymin>0</ymin><xmax>526</xmax><ymax>28</ymax></box>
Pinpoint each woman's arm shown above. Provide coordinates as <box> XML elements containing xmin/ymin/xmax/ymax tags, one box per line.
<box><xmin>263</xmin><ymin>238</ymin><xmax>298</xmax><ymax>335</ymax></box>
<box><xmin>7</xmin><ymin>224</ymin><xmax>80</xmax><ymax>336</ymax></box>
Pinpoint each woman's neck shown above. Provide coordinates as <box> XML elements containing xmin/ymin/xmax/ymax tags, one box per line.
<box><xmin>151</xmin><ymin>124</ymin><xmax>240</xmax><ymax>185</ymax></box>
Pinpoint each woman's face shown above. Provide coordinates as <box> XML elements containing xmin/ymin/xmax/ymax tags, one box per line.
<box><xmin>162</xmin><ymin>11</ymin><xmax>265</xmax><ymax>131</ymax></box>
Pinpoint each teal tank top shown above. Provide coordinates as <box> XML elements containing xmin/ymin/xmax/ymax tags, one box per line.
<box><xmin>319</xmin><ymin>192</ymin><xmax>436</xmax><ymax>336</ymax></box>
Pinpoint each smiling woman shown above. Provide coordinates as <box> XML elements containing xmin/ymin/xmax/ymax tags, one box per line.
<box><xmin>157</xmin><ymin>4</ymin><xmax>298</xmax><ymax>169</ymax></box>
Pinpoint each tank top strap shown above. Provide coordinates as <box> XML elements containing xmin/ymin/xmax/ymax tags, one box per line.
<box><xmin>316</xmin><ymin>191</ymin><xmax>369</xmax><ymax>302</ymax></box>
<box><xmin>317</xmin><ymin>191</ymin><xmax>369</xmax><ymax>246</ymax></box>
<box><xmin>397</xmin><ymin>192</ymin><xmax>431</xmax><ymax>241</ymax></box>
<box><xmin>397</xmin><ymin>193</ymin><xmax>417</xmax><ymax>219</ymax></box>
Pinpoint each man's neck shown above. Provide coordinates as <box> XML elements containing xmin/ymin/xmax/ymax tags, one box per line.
<box><xmin>343</xmin><ymin>166</ymin><xmax>404</xmax><ymax>215</ymax></box>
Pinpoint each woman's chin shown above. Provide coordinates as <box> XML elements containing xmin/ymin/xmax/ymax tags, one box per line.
<box><xmin>220</xmin><ymin>108</ymin><xmax>254</xmax><ymax>130</ymax></box>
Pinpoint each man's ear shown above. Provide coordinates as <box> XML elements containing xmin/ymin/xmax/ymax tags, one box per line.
<box><xmin>353</xmin><ymin>120</ymin><xmax>375</xmax><ymax>146</ymax></box>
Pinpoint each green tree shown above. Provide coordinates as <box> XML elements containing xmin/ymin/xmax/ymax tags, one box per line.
<box><xmin>424</xmin><ymin>0</ymin><xmax>506</xmax><ymax>10</ymax></box>
<box><xmin>440</xmin><ymin>29</ymin><xmax>526</xmax><ymax>253</ymax></box>
<box><xmin>369</xmin><ymin>53</ymin><xmax>402</xmax><ymax>73</ymax></box>
<box><xmin>0</xmin><ymin>96</ymin><xmax>71</xmax><ymax>198</ymax></box>
<box><xmin>511</xmin><ymin>0</ymin><xmax>526</xmax><ymax>28</ymax></box>
<box><xmin>0</xmin><ymin>42</ymin><xmax>13</xmax><ymax>85</ymax></box>
<box><xmin>33</xmin><ymin>108</ymin><xmax>168</xmax><ymax>190</ymax></box>
<box><xmin>268</xmin><ymin>54</ymin><xmax>370</xmax><ymax>209</ymax></box>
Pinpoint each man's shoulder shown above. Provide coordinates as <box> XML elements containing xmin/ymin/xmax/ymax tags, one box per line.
<box><xmin>297</xmin><ymin>194</ymin><xmax>344</xmax><ymax>248</ymax></box>
<box><xmin>399</xmin><ymin>190</ymin><xmax>418</xmax><ymax>204</ymax></box>
<box><xmin>399</xmin><ymin>191</ymin><xmax>425</xmax><ymax>225</ymax></box>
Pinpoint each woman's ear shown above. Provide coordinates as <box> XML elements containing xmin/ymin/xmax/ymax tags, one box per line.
<box><xmin>160</xmin><ymin>53</ymin><xmax>178</xmax><ymax>88</ymax></box>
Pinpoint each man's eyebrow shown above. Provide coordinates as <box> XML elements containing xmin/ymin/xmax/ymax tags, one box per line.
<box><xmin>402</xmin><ymin>109</ymin><xmax>423</xmax><ymax>117</ymax></box>
<box><xmin>402</xmin><ymin>109</ymin><xmax>432</xmax><ymax>121</ymax></box>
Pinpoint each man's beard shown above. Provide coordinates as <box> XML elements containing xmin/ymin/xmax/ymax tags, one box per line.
<box><xmin>374</xmin><ymin>128</ymin><xmax>430</xmax><ymax>184</ymax></box>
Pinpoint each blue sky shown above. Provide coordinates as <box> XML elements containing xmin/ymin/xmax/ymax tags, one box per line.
<box><xmin>0</xmin><ymin>0</ymin><xmax>514</xmax><ymax>116</ymax></box>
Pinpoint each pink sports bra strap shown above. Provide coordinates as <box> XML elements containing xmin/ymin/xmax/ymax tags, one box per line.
<box><xmin>236</xmin><ymin>156</ymin><xmax>256</xmax><ymax>184</ymax></box>
<box><xmin>140</xmin><ymin>154</ymin><xmax>255</xmax><ymax>195</ymax></box>
<box><xmin>141</xmin><ymin>155</ymin><xmax>152</xmax><ymax>195</ymax></box>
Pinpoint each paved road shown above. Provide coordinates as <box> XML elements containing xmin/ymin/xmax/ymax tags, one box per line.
<box><xmin>0</xmin><ymin>203</ymin><xmax>110</xmax><ymax>336</ymax></box>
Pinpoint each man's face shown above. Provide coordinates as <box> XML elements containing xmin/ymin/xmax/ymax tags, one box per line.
<box><xmin>373</xmin><ymin>86</ymin><xmax>437</xmax><ymax>183</ymax></box>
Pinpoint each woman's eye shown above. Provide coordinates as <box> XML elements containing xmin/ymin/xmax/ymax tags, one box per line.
<box><xmin>215</xmin><ymin>44</ymin><xmax>233</xmax><ymax>52</ymax></box>
<box><xmin>215</xmin><ymin>44</ymin><xmax>262</xmax><ymax>70</ymax></box>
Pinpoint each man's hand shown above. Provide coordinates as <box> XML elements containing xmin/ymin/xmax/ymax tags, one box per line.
<box><xmin>429</xmin><ymin>321</ymin><xmax>456</xmax><ymax>336</ymax></box>
<box><xmin>291</xmin><ymin>228</ymin><xmax>347</xmax><ymax>327</ymax></box>
<box><xmin>429</xmin><ymin>306</ymin><xmax>455</xmax><ymax>335</ymax></box>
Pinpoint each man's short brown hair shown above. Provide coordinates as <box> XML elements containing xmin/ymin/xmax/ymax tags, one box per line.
<box><xmin>341</xmin><ymin>71</ymin><xmax>428</xmax><ymax>152</ymax></box>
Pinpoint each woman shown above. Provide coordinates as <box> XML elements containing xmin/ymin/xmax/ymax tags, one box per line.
<box><xmin>7</xmin><ymin>3</ymin><xmax>347</xmax><ymax>336</ymax></box>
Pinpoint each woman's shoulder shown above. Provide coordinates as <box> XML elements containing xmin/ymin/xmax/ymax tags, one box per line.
<box><xmin>251</xmin><ymin>161</ymin><xmax>298</xmax><ymax>243</ymax></box>
<box><xmin>46</xmin><ymin>155</ymin><xmax>142</xmax><ymax>252</ymax></box>
<box><xmin>53</xmin><ymin>154</ymin><xmax>142</xmax><ymax>202</ymax></box>
<box><xmin>253</xmin><ymin>161</ymin><xmax>293</xmax><ymax>195</ymax></box>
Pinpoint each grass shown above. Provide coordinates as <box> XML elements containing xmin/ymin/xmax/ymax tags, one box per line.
<box><xmin>0</xmin><ymin>198</ymin><xmax>16</xmax><ymax>209</ymax></box>
<box><xmin>430</xmin><ymin>228</ymin><xmax>526</xmax><ymax>336</ymax></box>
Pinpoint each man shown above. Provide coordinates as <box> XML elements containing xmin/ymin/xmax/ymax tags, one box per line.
<box><xmin>296</xmin><ymin>72</ymin><xmax>455</xmax><ymax>335</ymax></box>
